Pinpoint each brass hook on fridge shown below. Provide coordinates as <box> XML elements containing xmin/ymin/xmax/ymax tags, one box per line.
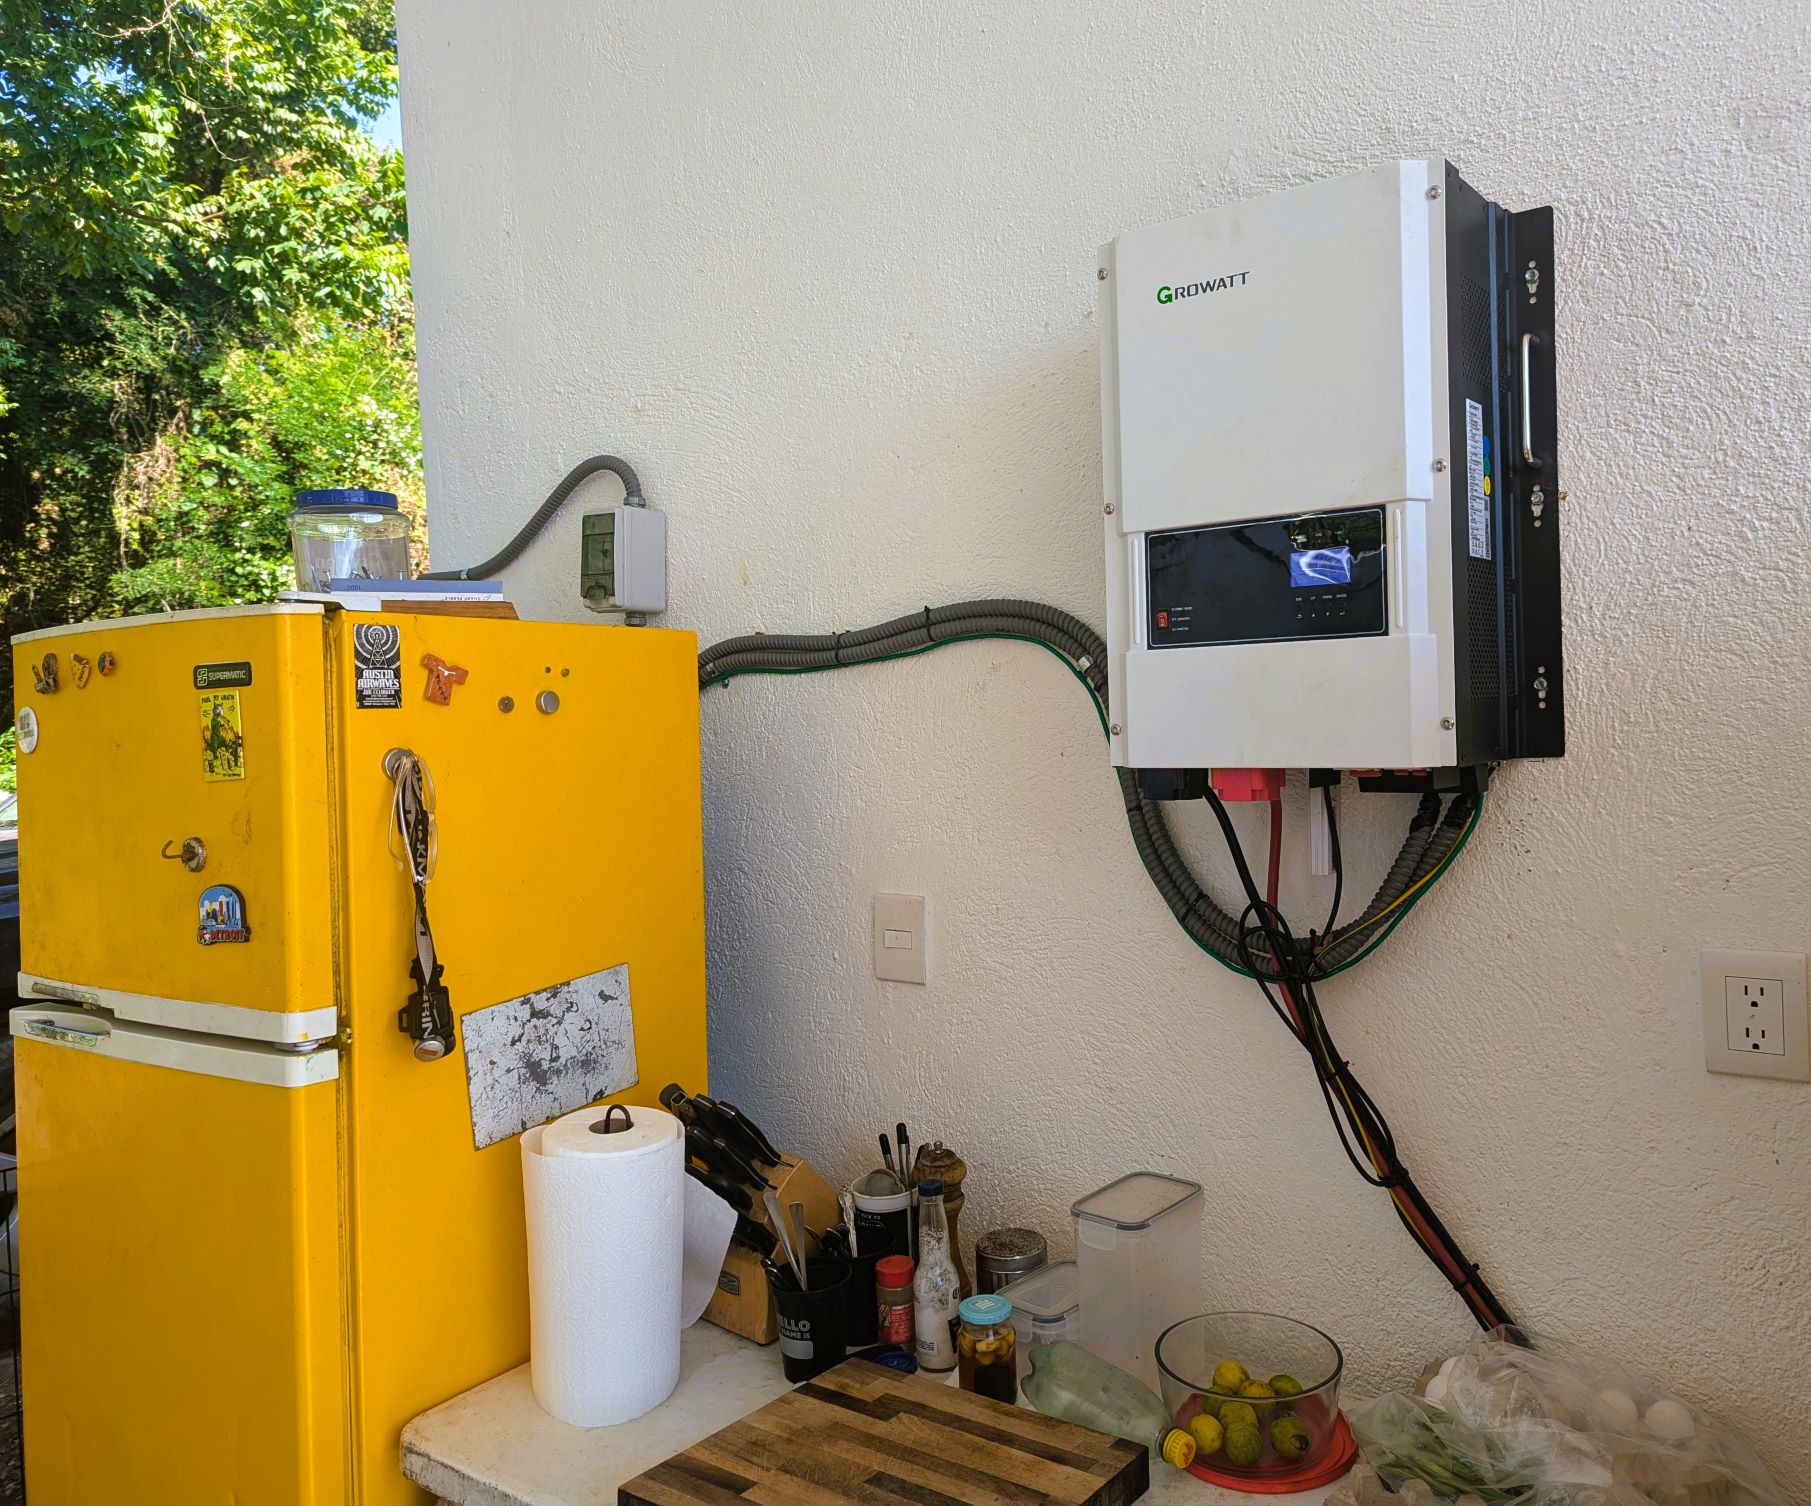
<box><xmin>160</xmin><ymin>837</ymin><xmax>207</xmax><ymax>873</ymax></box>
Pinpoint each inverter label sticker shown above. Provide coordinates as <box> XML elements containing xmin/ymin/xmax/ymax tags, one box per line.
<box><xmin>1465</xmin><ymin>399</ymin><xmax>1490</xmax><ymax>561</ymax></box>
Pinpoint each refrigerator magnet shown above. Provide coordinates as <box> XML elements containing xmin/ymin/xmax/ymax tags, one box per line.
<box><xmin>15</xmin><ymin>706</ymin><xmax>38</xmax><ymax>755</ymax></box>
<box><xmin>197</xmin><ymin>885</ymin><xmax>250</xmax><ymax>945</ymax></box>
<box><xmin>71</xmin><ymin>653</ymin><xmax>93</xmax><ymax>689</ymax></box>
<box><xmin>198</xmin><ymin>690</ymin><xmax>246</xmax><ymax>782</ymax></box>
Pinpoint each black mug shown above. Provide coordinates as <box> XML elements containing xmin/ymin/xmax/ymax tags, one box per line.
<box><xmin>827</xmin><ymin>1226</ymin><xmax>896</xmax><ymax>1348</ymax></box>
<box><xmin>770</xmin><ymin>1259</ymin><xmax>851</xmax><ymax>1383</ymax></box>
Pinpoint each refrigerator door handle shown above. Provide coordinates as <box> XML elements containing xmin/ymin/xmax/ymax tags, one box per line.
<box><xmin>12</xmin><ymin>1006</ymin><xmax>338</xmax><ymax>1088</ymax></box>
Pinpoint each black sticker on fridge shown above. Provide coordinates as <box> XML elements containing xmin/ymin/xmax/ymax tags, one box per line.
<box><xmin>349</xmin><ymin>619</ymin><xmax>400</xmax><ymax>709</ymax></box>
<box><xmin>353</xmin><ymin>623</ymin><xmax>403</xmax><ymax>709</ymax></box>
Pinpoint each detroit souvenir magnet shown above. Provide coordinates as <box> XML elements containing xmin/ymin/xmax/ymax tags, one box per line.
<box><xmin>197</xmin><ymin>885</ymin><xmax>250</xmax><ymax>945</ymax></box>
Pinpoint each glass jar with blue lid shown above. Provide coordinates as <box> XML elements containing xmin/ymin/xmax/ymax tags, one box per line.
<box><xmin>956</xmin><ymin>1291</ymin><xmax>1018</xmax><ymax>1402</ymax></box>
<box><xmin>289</xmin><ymin>488</ymin><xmax>409</xmax><ymax>591</ymax></box>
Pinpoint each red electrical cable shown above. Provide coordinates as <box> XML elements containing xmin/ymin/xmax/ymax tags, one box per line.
<box><xmin>1266</xmin><ymin>795</ymin><xmax>1283</xmax><ymax>908</ymax></box>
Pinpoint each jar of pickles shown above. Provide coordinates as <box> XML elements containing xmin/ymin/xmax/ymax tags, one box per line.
<box><xmin>956</xmin><ymin>1293</ymin><xmax>1017</xmax><ymax>1402</ymax></box>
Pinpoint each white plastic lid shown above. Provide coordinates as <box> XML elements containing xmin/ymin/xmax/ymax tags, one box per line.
<box><xmin>1072</xmin><ymin>1171</ymin><xmax>1203</xmax><ymax>1230</ymax></box>
<box><xmin>998</xmin><ymin>1259</ymin><xmax>1079</xmax><ymax>1323</ymax></box>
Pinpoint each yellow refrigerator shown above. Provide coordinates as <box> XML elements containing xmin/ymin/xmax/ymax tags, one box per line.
<box><xmin>8</xmin><ymin>603</ymin><xmax>708</xmax><ymax>1505</ymax></box>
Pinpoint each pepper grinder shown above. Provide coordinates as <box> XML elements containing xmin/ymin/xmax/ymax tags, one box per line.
<box><xmin>910</xmin><ymin>1140</ymin><xmax>972</xmax><ymax>1297</ymax></box>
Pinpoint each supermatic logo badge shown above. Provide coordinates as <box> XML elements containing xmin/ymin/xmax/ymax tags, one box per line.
<box><xmin>1156</xmin><ymin>271</ymin><xmax>1250</xmax><ymax>304</ymax></box>
<box><xmin>353</xmin><ymin>622</ymin><xmax>403</xmax><ymax>709</ymax></box>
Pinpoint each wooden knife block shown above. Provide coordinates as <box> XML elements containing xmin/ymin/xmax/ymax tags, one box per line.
<box><xmin>703</xmin><ymin>1154</ymin><xmax>841</xmax><ymax>1344</ymax></box>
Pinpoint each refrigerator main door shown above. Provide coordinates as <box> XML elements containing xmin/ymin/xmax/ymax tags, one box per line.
<box><xmin>12</xmin><ymin>605</ymin><xmax>338</xmax><ymax>1042</ymax></box>
<box><xmin>12</xmin><ymin>1005</ymin><xmax>345</xmax><ymax>1506</ymax></box>
<box><xmin>330</xmin><ymin>613</ymin><xmax>708</xmax><ymax>1505</ymax></box>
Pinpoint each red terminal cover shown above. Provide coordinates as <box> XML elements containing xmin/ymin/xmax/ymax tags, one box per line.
<box><xmin>1209</xmin><ymin>768</ymin><xmax>1286</xmax><ymax>803</ymax></box>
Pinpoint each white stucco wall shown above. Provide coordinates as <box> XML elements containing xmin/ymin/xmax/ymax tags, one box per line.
<box><xmin>395</xmin><ymin>0</ymin><xmax>1811</xmax><ymax>1483</ymax></box>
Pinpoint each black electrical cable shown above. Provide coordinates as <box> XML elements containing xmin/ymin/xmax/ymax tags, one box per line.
<box><xmin>1202</xmin><ymin>785</ymin><xmax>1516</xmax><ymax>1332</ymax></box>
<box><xmin>1320</xmin><ymin>784</ymin><xmax>1344</xmax><ymax>940</ymax></box>
<box><xmin>421</xmin><ymin>454</ymin><xmax>644</xmax><ymax>581</ymax></box>
<box><xmin>698</xmin><ymin>597</ymin><xmax>1512</xmax><ymax>1330</ymax></box>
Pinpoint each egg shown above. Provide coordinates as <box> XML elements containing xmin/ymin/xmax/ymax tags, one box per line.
<box><xmin>1643</xmin><ymin>1397</ymin><xmax>1695</xmax><ymax>1441</ymax></box>
<box><xmin>1599</xmin><ymin>1388</ymin><xmax>1639</xmax><ymax>1428</ymax></box>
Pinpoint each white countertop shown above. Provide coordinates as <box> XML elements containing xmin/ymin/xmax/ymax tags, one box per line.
<box><xmin>402</xmin><ymin>1324</ymin><xmax>1337</xmax><ymax>1506</ymax></box>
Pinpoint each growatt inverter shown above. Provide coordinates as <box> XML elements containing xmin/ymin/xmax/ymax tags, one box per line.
<box><xmin>1099</xmin><ymin>160</ymin><xmax>1563</xmax><ymax>782</ymax></box>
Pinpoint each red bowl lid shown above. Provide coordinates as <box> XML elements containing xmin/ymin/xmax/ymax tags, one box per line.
<box><xmin>1186</xmin><ymin>1410</ymin><xmax>1359</xmax><ymax>1493</ymax></box>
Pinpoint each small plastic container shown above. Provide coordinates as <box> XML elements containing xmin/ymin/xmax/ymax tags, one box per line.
<box><xmin>956</xmin><ymin>1293</ymin><xmax>1017</xmax><ymax>1403</ymax></box>
<box><xmin>1155</xmin><ymin>1311</ymin><xmax>1343</xmax><ymax>1478</ymax></box>
<box><xmin>1072</xmin><ymin>1172</ymin><xmax>1202</xmax><ymax>1391</ymax></box>
<box><xmin>997</xmin><ymin>1259</ymin><xmax>1080</xmax><ymax>1384</ymax></box>
<box><xmin>289</xmin><ymin>488</ymin><xmax>409</xmax><ymax>591</ymax></box>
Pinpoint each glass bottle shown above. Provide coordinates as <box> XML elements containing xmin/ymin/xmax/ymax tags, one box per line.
<box><xmin>912</xmin><ymin>1179</ymin><xmax>961</xmax><ymax>1372</ymax></box>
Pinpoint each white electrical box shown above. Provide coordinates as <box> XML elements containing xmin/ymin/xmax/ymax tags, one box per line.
<box><xmin>581</xmin><ymin>505</ymin><xmax>667</xmax><ymax>616</ymax></box>
<box><xmin>1099</xmin><ymin>160</ymin><xmax>1564</xmax><ymax>776</ymax></box>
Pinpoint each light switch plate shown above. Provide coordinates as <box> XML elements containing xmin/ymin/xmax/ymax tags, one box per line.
<box><xmin>872</xmin><ymin>894</ymin><xmax>927</xmax><ymax>985</ymax></box>
<box><xmin>1700</xmin><ymin>949</ymin><xmax>1808</xmax><ymax>1081</ymax></box>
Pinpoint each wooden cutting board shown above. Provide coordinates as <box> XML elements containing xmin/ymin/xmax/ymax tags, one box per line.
<box><xmin>617</xmin><ymin>1357</ymin><xmax>1149</xmax><ymax>1506</ymax></box>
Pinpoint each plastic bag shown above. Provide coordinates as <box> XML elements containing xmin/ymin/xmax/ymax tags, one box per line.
<box><xmin>1022</xmin><ymin>1339</ymin><xmax>1172</xmax><ymax>1455</ymax></box>
<box><xmin>1350</xmin><ymin>1329</ymin><xmax>1786</xmax><ymax>1506</ymax></box>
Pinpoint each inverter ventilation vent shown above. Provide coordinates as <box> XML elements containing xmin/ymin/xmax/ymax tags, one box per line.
<box><xmin>1458</xmin><ymin>278</ymin><xmax>1493</xmax><ymax>389</ymax></box>
<box><xmin>1467</xmin><ymin>556</ymin><xmax>1500</xmax><ymax>698</ymax></box>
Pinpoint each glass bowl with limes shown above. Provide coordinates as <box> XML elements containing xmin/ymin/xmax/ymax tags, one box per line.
<box><xmin>1155</xmin><ymin>1312</ymin><xmax>1344</xmax><ymax>1477</ymax></box>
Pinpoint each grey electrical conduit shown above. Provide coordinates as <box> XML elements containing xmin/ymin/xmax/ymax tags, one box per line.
<box><xmin>422</xmin><ymin>455</ymin><xmax>1470</xmax><ymax>973</ymax></box>
<box><xmin>696</xmin><ymin>599</ymin><xmax>1474</xmax><ymax>980</ymax></box>
<box><xmin>420</xmin><ymin>455</ymin><xmax>644</xmax><ymax>581</ymax></box>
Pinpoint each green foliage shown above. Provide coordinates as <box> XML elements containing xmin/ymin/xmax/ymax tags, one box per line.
<box><xmin>111</xmin><ymin>314</ymin><xmax>421</xmax><ymax>613</ymax></box>
<box><xmin>0</xmin><ymin>727</ymin><xmax>14</xmax><ymax>794</ymax></box>
<box><xmin>0</xmin><ymin>0</ymin><xmax>416</xmax><ymax>719</ymax></box>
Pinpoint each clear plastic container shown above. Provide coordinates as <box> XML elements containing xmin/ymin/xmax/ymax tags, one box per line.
<box><xmin>1072</xmin><ymin>1172</ymin><xmax>1202</xmax><ymax>1391</ymax></box>
<box><xmin>289</xmin><ymin>489</ymin><xmax>410</xmax><ymax>591</ymax></box>
<box><xmin>997</xmin><ymin>1259</ymin><xmax>1080</xmax><ymax>1385</ymax></box>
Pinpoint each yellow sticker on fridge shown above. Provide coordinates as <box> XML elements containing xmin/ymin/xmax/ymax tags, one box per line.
<box><xmin>199</xmin><ymin>689</ymin><xmax>246</xmax><ymax>781</ymax></box>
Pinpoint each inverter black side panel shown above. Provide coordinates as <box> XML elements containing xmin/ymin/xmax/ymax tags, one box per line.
<box><xmin>1444</xmin><ymin>164</ymin><xmax>1508</xmax><ymax>765</ymax></box>
<box><xmin>1445</xmin><ymin>164</ymin><xmax>1565</xmax><ymax>765</ymax></box>
<box><xmin>1506</xmin><ymin>206</ymin><xmax>1565</xmax><ymax>757</ymax></box>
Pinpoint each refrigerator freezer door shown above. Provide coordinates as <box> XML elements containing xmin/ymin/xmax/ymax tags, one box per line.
<box><xmin>11</xmin><ymin>606</ymin><xmax>338</xmax><ymax>1040</ymax></box>
<box><xmin>329</xmin><ymin>613</ymin><xmax>708</xmax><ymax>1506</ymax></box>
<box><xmin>13</xmin><ymin>1006</ymin><xmax>344</xmax><ymax>1505</ymax></box>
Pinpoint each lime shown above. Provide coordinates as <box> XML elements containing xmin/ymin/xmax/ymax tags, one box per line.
<box><xmin>1224</xmin><ymin>1423</ymin><xmax>1264</xmax><ymax>1467</ymax></box>
<box><xmin>1270</xmin><ymin>1373</ymin><xmax>1304</xmax><ymax>1399</ymax></box>
<box><xmin>1216</xmin><ymin>1400</ymin><xmax>1258</xmax><ymax>1433</ymax></box>
<box><xmin>1187</xmin><ymin>1413</ymin><xmax>1224</xmax><ymax>1456</ymax></box>
<box><xmin>1270</xmin><ymin>1415</ymin><xmax>1312</xmax><ymax>1459</ymax></box>
<box><xmin>1211</xmin><ymin>1359</ymin><xmax>1249</xmax><ymax>1392</ymax></box>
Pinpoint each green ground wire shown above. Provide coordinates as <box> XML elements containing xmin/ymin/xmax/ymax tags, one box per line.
<box><xmin>701</xmin><ymin>632</ymin><xmax>1479</xmax><ymax>980</ymax></box>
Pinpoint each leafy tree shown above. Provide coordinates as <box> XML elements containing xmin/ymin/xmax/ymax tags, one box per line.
<box><xmin>0</xmin><ymin>0</ymin><xmax>415</xmax><ymax>727</ymax></box>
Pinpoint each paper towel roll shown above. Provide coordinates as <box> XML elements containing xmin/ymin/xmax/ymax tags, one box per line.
<box><xmin>522</xmin><ymin>1103</ymin><xmax>685</xmax><ymax>1427</ymax></box>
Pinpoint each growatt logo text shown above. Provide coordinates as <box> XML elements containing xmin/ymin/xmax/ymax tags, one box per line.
<box><xmin>1156</xmin><ymin>272</ymin><xmax>1250</xmax><ymax>304</ymax></box>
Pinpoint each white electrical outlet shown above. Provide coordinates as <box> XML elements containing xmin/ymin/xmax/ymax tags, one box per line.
<box><xmin>1701</xmin><ymin>950</ymin><xmax>1809</xmax><ymax>1081</ymax></box>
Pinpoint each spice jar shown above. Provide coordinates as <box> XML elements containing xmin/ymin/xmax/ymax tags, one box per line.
<box><xmin>956</xmin><ymin>1292</ymin><xmax>1017</xmax><ymax>1403</ymax></box>
<box><xmin>975</xmin><ymin>1227</ymin><xmax>1048</xmax><ymax>1294</ymax></box>
<box><xmin>875</xmin><ymin>1255</ymin><xmax>915</xmax><ymax>1348</ymax></box>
